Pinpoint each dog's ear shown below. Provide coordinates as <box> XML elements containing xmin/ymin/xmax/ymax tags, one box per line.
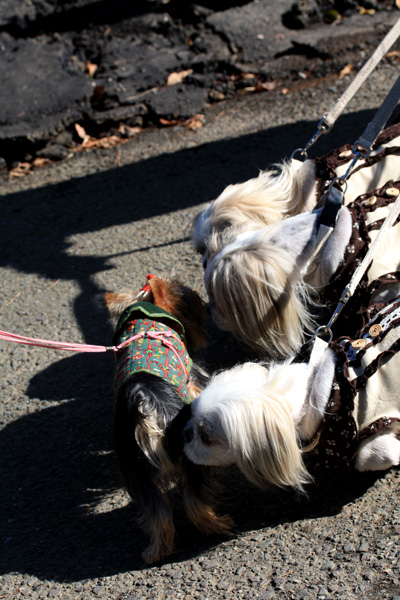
<box><xmin>149</xmin><ymin>277</ymin><xmax>207</xmax><ymax>353</ymax></box>
<box><xmin>148</xmin><ymin>278</ymin><xmax>174</xmax><ymax>313</ymax></box>
<box><xmin>105</xmin><ymin>291</ymin><xmax>136</xmax><ymax>317</ymax></box>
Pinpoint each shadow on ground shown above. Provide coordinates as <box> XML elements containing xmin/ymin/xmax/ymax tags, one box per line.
<box><xmin>0</xmin><ymin>108</ymin><xmax>386</xmax><ymax>581</ymax></box>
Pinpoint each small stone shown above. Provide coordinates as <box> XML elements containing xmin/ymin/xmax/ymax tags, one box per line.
<box><xmin>92</xmin><ymin>586</ymin><xmax>106</xmax><ymax>595</ymax></box>
<box><xmin>259</xmin><ymin>592</ymin><xmax>275</xmax><ymax>599</ymax></box>
<box><xmin>171</xmin><ymin>571</ymin><xmax>182</xmax><ymax>580</ymax></box>
<box><xmin>321</xmin><ymin>561</ymin><xmax>335</xmax><ymax>570</ymax></box>
<box><xmin>216</xmin><ymin>578</ymin><xmax>232</xmax><ymax>590</ymax></box>
<box><xmin>201</xmin><ymin>560</ymin><xmax>218</xmax><ymax>570</ymax></box>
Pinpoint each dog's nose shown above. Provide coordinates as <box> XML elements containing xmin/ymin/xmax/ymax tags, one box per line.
<box><xmin>184</xmin><ymin>426</ymin><xmax>193</xmax><ymax>443</ymax></box>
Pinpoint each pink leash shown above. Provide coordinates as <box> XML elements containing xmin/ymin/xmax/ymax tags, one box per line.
<box><xmin>0</xmin><ymin>329</ymin><xmax>189</xmax><ymax>379</ymax></box>
<box><xmin>0</xmin><ymin>329</ymin><xmax>116</xmax><ymax>353</ymax></box>
<box><xmin>0</xmin><ymin>275</ymin><xmax>188</xmax><ymax>378</ymax></box>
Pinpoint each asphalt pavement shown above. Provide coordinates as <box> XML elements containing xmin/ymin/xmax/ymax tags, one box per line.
<box><xmin>1</xmin><ymin>4</ymin><xmax>400</xmax><ymax>600</ymax></box>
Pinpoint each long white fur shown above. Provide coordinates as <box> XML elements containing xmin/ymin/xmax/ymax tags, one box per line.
<box><xmin>192</xmin><ymin>159</ymin><xmax>317</xmax><ymax>253</ymax></box>
<box><xmin>184</xmin><ymin>350</ymin><xmax>400</xmax><ymax>492</ymax></box>
<box><xmin>204</xmin><ymin>206</ymin><xmax>353</xmax><ymax>357</ymax></box>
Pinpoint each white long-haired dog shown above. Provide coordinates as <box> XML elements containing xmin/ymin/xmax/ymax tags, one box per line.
<box><xmin>203</xmin><ymin>179</ymin><xmax>400</xmax><ymax>358</ymax></box>
<box><xmin>192</xmin><ymin>122</ymin><xmax>400</xmax><ymax>257</ymax></box>
<box><xmin>191</xmin><ymin>159</ymin><xmax>317</xmax><ymax>255</ymax></box>
<box><xmin>184</xmin><ymin>294</ymin><xmax>400</xmax><ymax>493</ymax></box>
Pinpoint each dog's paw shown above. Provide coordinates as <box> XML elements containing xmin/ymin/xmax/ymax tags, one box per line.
<box><xmin>141</xmin><ymin>542</ymin><xmax>173</xmax><ymax>565</ymax></box>
<box><xmin>196</xmin><ymin>510</ymin><xmax>234</xmax><ymax>536</ymax></box>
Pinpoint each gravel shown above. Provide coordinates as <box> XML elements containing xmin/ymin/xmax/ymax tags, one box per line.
<box><xmin>1</xmin><ymin>61</ymin><xmax>400</xmax><ymax>599</ymax></box>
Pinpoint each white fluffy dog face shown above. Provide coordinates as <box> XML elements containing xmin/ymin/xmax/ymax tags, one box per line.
<box><xmin>184</xmin><ymin>362</ymin><xmax>312</xmax><ymax>492</ymax></box>
<box><xmin>184</xmin><ymin>363</ymin><xmax>272</xmax><ymax>467</ymax></box>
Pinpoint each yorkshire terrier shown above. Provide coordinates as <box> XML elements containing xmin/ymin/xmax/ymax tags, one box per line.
<box><xmin>105</xmin><ymin>274</ymin><xmax>232</xmax><ymax>564</ymax></box>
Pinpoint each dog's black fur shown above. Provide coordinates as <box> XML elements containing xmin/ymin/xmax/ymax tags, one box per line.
<box><xmin>107</xmin><ymin>276</ymin><xmax>233</xmax><ymax>563</ymax></box>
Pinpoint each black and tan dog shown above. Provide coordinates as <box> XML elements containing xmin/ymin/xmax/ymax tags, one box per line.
<box><xmin>106</xmin><ymin>274</ymin><xmax>232</xmax><ymax>564</ymax></box>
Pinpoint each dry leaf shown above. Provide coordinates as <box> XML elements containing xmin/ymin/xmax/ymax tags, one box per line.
<box><xmin>339</xmin><ymin>63</ymin><xmax>354</xmax><ymax>78</ymax></box>
<box><xmin>85</xmin><ymin>61</ymin><xmax>98</xmax><ymax>77</ymax></box>
<box><xmin>9</xmin><ymin>162</ymin><xmax>32</xmax><ymax>177</ymax></box>
<box><xmin>167</xmin><ymin>69</ymin><xmax>193</xmax><ymax>86</ymax></box>
<box><xmin>159</xmin><ymin>118</ymin><xmax>178</xmax><ymax>126</ymax></box>
<box><xmin>396</xmin><ymin>0</ymin><xmax>400</xmax><ymax>8</ymax></box>
<box><xmin>359</xmin><ymin>6</ymin><xmax>375</xmax><ymax>14</ymax></box>
<box><xmin>32</xmin><ymin>157</ymin><xmax>51</xmax><ymax>168</ymax></box>
<box><xmin>282</xmin><ymin>88</ymin><xmax>289</xmax><ymax>95</ymax></box>
<box><xmin>256</xmin><ymin>81</ymin><xmax>277</xmax><ymax>91</ymax></box>
<box><xmin>74</xmin><ymin>123</ymin><xmax>90</xmax><ymax>146</ymax></box>
<box><xmin>183</xmin><ymin>114</ymin><xmax>204</xmax><ymax>130</ymax></box>
<box><xmin>118</xmin><ymin>124</ymin><xmax>142</xmax><ymax>138</ymax></box>
<box><xmin>74</xmin><ymin>123</ymin><xmax>87</xmax><ymax>139</ymax></box>
<box><xmin>84</xmin><ymin>135</ymin><xmax>122</xmax><ymax>149</ymax></box>
<box><xmin>386</xmin><ymin>50</ymin><xmax>400</xmax><ymax>61</ymax></box>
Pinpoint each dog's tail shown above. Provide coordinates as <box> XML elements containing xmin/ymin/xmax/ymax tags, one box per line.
<box><xmin>114</xmin><ymin>372</ymin><xmax>183</xmax><ymax>476</ymax></box>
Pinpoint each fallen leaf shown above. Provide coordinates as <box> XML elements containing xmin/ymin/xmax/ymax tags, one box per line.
<box><xmin>32</xmin><ymin>157</ymin><xmax>52</xmax><ymax>168</ymax></box>
<box><xmin>183</xmin><ymin>114</ymin><xmax>204</xmax><ymax>130</ymax></box>
<box><xmin>9</xmin><ymin>162</ymin><xmax>32</xmax><ymax>177</ymax></box>
<box><xmin>159</xmin><ymin>118</ymin><xmax>178</xmax><ymax>126</ymax></box>
<box><xmin>359</xmin><ymin>6</ymin><xmax>375</xmax><ymax>14</ymax></box>
<box><xmin>167</xmin><ymin>69</ymin><xmax>193</xmax><ymax>86</ymax></box>
<box><xmin>256</xmin><ymin>81</ymin><xmax>277</xmax><ymax>91</ymax></box>
<box><xmin>396</xmin><ymin>0</ymin><xmax>400</xmax><ymax>8</ymax></box>
<box><xmin>74</xmin><ymin>122</ymin><xmax>90</xmax><ymax>146</ymax></box>
<box><xmin>339</xmin><ymin>63</ymin><xmax>354</xmax><ymax>78</ymax></box>
<box><xmin>386</xmin><ymin>50</ymin><xmax>400</xmax><ymax>61</ymax></box>
<box><xmin>84</xmin><ymin>135</ymin><xmax>122</xmax><ymax>149</ymax></box>
<box><xmin>85</xmin><ymin>61</ymin><xmax>98</xmax><ymax>77</ymax></box>
<box><xmin>75</xmin><ymin>123</ymin><xmax>87</xmax><ymax>139</ymax></box>
<box><xmin>118</xmin><ymin>124</ymin><xmax>142</xmax><ymax>138</ymax></box>
<box><xmin>282</xmin><ymin>88</ymin><xmax>289</xmax><ymax>95</ymax></box>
